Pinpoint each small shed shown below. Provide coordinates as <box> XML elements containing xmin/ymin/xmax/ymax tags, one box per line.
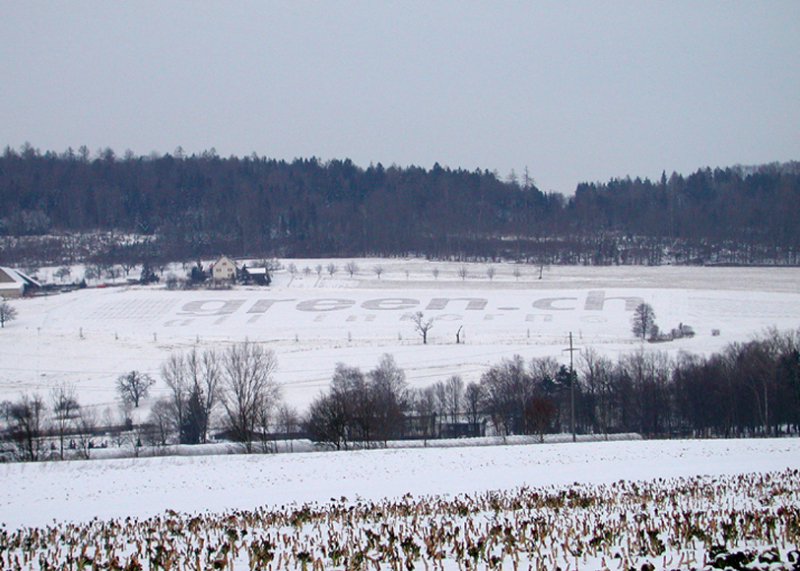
<box><xmin>242</xmin><ymin>266</ymin><xmax>271</xmax><ymax>286</ymax></box>
<box><xmin>0</xmin><ymin>267</ymin><xmax>40</xmax><ymax>299</ymax></box>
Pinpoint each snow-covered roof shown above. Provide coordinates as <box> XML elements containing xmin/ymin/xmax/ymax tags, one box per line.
<box><xmin>246</xmin><ymin>267</ymin><xmax>269</xmax><ymax>275</ymax></box>
<box><xmin>0</xmin><ymin>267</ymin><xmax>41</xmax><ymax>295</ymax></box>
<box><xmin>212</xmin><ymin>255</ymin><xmax>236</xmax><ymax>267</ymax></box>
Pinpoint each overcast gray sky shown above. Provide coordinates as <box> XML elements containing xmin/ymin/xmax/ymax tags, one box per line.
<box><xmin>1</xmin><ymin>2</ymin><xmax>798</xmax><ymax>194</ymax></box>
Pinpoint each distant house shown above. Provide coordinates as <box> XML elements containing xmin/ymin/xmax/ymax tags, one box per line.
<box><xmin>210</xmin><ymin>255</ymin><xmax>237</xmax><ymax>284</ymax></box>
<box><xmin>0</xmin><ymin>267</ymin><xmax>40</xmax><ymax>299</ymax></box>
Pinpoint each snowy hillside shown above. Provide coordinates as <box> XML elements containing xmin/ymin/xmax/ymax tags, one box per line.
<box><xmin>1</xmin><ymin>261</ymin><xmax>799</xmax><ymax>413</ymax></box>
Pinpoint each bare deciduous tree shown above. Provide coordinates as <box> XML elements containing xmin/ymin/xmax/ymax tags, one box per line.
<box><xmin>524</xmin><ymin>396</ymin><xmax>556</xmax><ymax>442</ymax></box>
<box><xmin>579</xmin><ymin>347</ymin><xmax>616</xmax><ymax>437</ymax></box>
<box><xmin>51</xmin><ymin>383</ymin><xmax>80</xmax><ymax>460</ymax></box>
<box><xmin>444</xmin><ymin>375</ymin><xmax>464</xmax><ymax>423</ymax></box>
<box><xmin>458</xmin><ymin>266</ymin><xmax>468</xmax><ymax>281</ymax></box>
<box><xmin>192</xmin><ymin>348</ymin><xmax>221</xmax><ymax>443</ymax></box>
<box><xmin>369</xmin><ymin>354</ymin><xmax>408</xmax><ymax>443</ymax></box>
<box><xmin>105</xmin><ymin>265</ymin><xmax>121</xmax><ymax>281</ymax></box>
<box><xmin>326</xmin><ymin>262</ymin><xmax>338</xmax><ymax>277</ymax></box>
<box><xmin>55</xmin><ymin>266</ymin><xmax>72</xmax><ymax>282</ymax></box>
<box><xmin>536</xmin><ymin>260</ymin><xmax>547</xmax><ymax>280</ymax></box>
<box><xmin>163</xmin><ymin>348</ymin><xmax>222</xmax><ymax>444</ymax></box>
<box><xmin>305</xmin><ymin>389</ymin><xmax>349</xmax><ymax>450</ymax></box>
<box><xmin>407</xmin><ymin>385</ymin><xmax>438</xmax><ymax>442</ymax></box>
<box><xmin>116</xmin><ymin>371</ymin><xmax>155</xmax><ymax>408</ymax></box>
<box><xmin>276</xmin><ymin>404</ymin><xmax>301</xmax><ymax>451</ymax></box>
<box><xmin>119</xmin><ymin>258</ymin><xmax>136</xmax><ymax>277</ymax></box>
<box><xmin>480</xmin><ymin>355</ymin><xmax>531</xmax><ymax>438</ymax></box>
<box><xmin>160</xmin><ymin>354</ymin><xmax>187</xmax><ymax>439</ymax></box>
<box><xmin>146</xmin><ymin>398</ymin><xmax>173</xmax><ymax>447</ymax></box>
<box><xmin>304</xmin><ymin>363</ymin><xmax>365</xmax><ymax>450</ymax></box>
<box><xmin>220</xmin><ymin>342</ymin><xmax>281</xmax><ymax>453</ymax></box>
<box><xmin>411</xmin><ymin>311</ymin><xmax>434</xmax><ymax>344</ymax></box>
<box><xmin>83</xmin><ymin>264</ymin><xmax>101</xmax><ymax>284</ymax></box>
<box><xmin>464</xmin><ymin>382</ymin><xmax>484</xmax><ymax>426</ymax></box>
<box><xmin>332</xmin><ymin>363</ymin><xmax>376</xmax><ymax>446</ymax></box>
<box><xmin>345</xmin><ymin>261</ymin><xmax>358</xmax><ymax>278</ymax></box>
<box><xmin>276</xmin><ymin>404</ymin><xmax>301</xmax><ymax>436</ymax></box>
<box><xmin>372</xmin><ymin>265</ymin><xmax>384</xmax><ymax>279</ymax></box>
<box><xmin>305</xmin><ymin>356</ymin><xmax>409</xmax><ymax>450</ymax></box>
<box><xmin>631</xmin><ymin>303</ymin><xmax>657</xmax><ymax>340</ymax></box>
<box><xmin>74</xmin><ymin>406</ymin><xmax>97</xmax><ymax>460</ymax></box>
<box><xmin>0</xmin><ymin>400</ymin><xmax>11</xmax><ymax>428</ymax></box>
<box><xmin>9</xmin><ymin>394</ymin><xmax>46</xmax><ymax>461</ymax></box>
<box><xmin>0</xmin><ymin>301</ymin><xmax>17</xmax><ymax>328</ymax></box>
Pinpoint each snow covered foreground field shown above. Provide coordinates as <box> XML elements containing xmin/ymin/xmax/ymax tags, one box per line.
<box><xmin>1</xmin><ymin>437</ymin><xmax>798</xmax><ymax>529</ymax></box>
<box><xmin>1</xmin><ymin>438</ymin><xmax>800</xmax><ymax>570</ymax></box>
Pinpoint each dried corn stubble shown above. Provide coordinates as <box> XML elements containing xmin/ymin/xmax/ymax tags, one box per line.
<box><xmin>1</xmin><ymin>469</ymin><xmax>798</xmax><ymax>570</ymax></box>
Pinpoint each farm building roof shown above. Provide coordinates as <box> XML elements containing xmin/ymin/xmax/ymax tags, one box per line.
<box><xmin>0</xmin><ymin>267</ymin><xmax>41</xmax><ymax>297</ymax></box>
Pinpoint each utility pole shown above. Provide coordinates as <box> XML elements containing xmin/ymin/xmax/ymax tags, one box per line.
<box><xmin>563</xmin><ymin>332</ymin><xmax>579</xmax><ymax>443</ymax></box>
<box><xmin>570</xmin><ymin>332</ymin><xmax>575</xmax><ymax>442</ymax></box>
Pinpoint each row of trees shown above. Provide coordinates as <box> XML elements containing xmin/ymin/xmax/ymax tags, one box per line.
<box><xmin>0</xmin><ymin>342</ymin><xmax>287</xmax><ymax>461</ymax></box>
<box><xmin>0</xmin><ymin>386</ymin><xmax>99</xmax><ymax>462</ymax></box>
<box><xmin>135</xmin><ymin>343</ymin><xmax>289</xmax><ymax>453</ymax></box>
<box><xmin>154</xmin><ymin>343</ymin><xmax>284</xmax><ymax>452</ymax></box>
<box><xmin>305</xmin><ymin>356</ymin><xmax>407</xmax><ymax>449</ymax></box>
<box><xmin>478</xmin><ymin>328</ymin><xmax>799</xmax><ymax>438</ymax></box>
<box><xmin>2</xmin><ymin>145</ymin><xmax>798</xmax><ymax>265</ymax></box>
<box><xmin>3</xmin><ymin>329</ymin><xmax>799</xmax><ymax>460</ymax></box>
<box><xmin>305</xmin><ymin>328</ymin><xmax>800</xmax><ymax>448</ymax></box>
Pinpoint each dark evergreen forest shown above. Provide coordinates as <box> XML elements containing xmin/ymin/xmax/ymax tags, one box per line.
<box><xmin>1</xmin><ymin>145</ymin><xmax>798</xmax><ymax>266</ymax></box>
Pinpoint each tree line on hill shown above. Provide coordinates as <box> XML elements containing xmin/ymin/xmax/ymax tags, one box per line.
<box><xmin>1</xmin><ymin>145</ymin><xmax>799</xmax><ymax>266</ymax></box>
<box><xmin>2</xmin><ymin>328</ymin><xmax>798</xmax><ymax>461</ymax></box>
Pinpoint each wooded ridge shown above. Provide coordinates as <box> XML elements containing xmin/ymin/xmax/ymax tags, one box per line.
<box><xmin>1</xmin><ymin>145</ymin><xmax>798</xmax><ymax>266</ymax></box>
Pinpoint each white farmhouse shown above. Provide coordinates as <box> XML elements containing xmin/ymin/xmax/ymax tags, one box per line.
<box><xmin>210</xmin><ymin>255</ymin><xmax>237</xmax><ymax>284</ymax></box>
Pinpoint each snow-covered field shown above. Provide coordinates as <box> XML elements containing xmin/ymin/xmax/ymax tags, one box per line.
<box><xmin>2</xmin><ymin>261</ymin><xmax>800</xmax><ymax>568</ymax></box>
<box><xmin>1</xmin><ymin>436</ymin><xmax>797</xmax><ymax>530</ymax></box>
<box><xmin>1</xmin><ymin>438</ymin><xmax>799</xmax><ymax>570</ymax></box>
<box><xmin>2</xmin><ymin>261</ymin><xmax>799</xmax><ymax>413</ymax></box>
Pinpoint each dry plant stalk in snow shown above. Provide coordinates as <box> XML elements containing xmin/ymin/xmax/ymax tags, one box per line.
<box><xmin>1</xmin><ymin>470</ymin><xmax>799</xmax><ymax>570</ymax></box>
